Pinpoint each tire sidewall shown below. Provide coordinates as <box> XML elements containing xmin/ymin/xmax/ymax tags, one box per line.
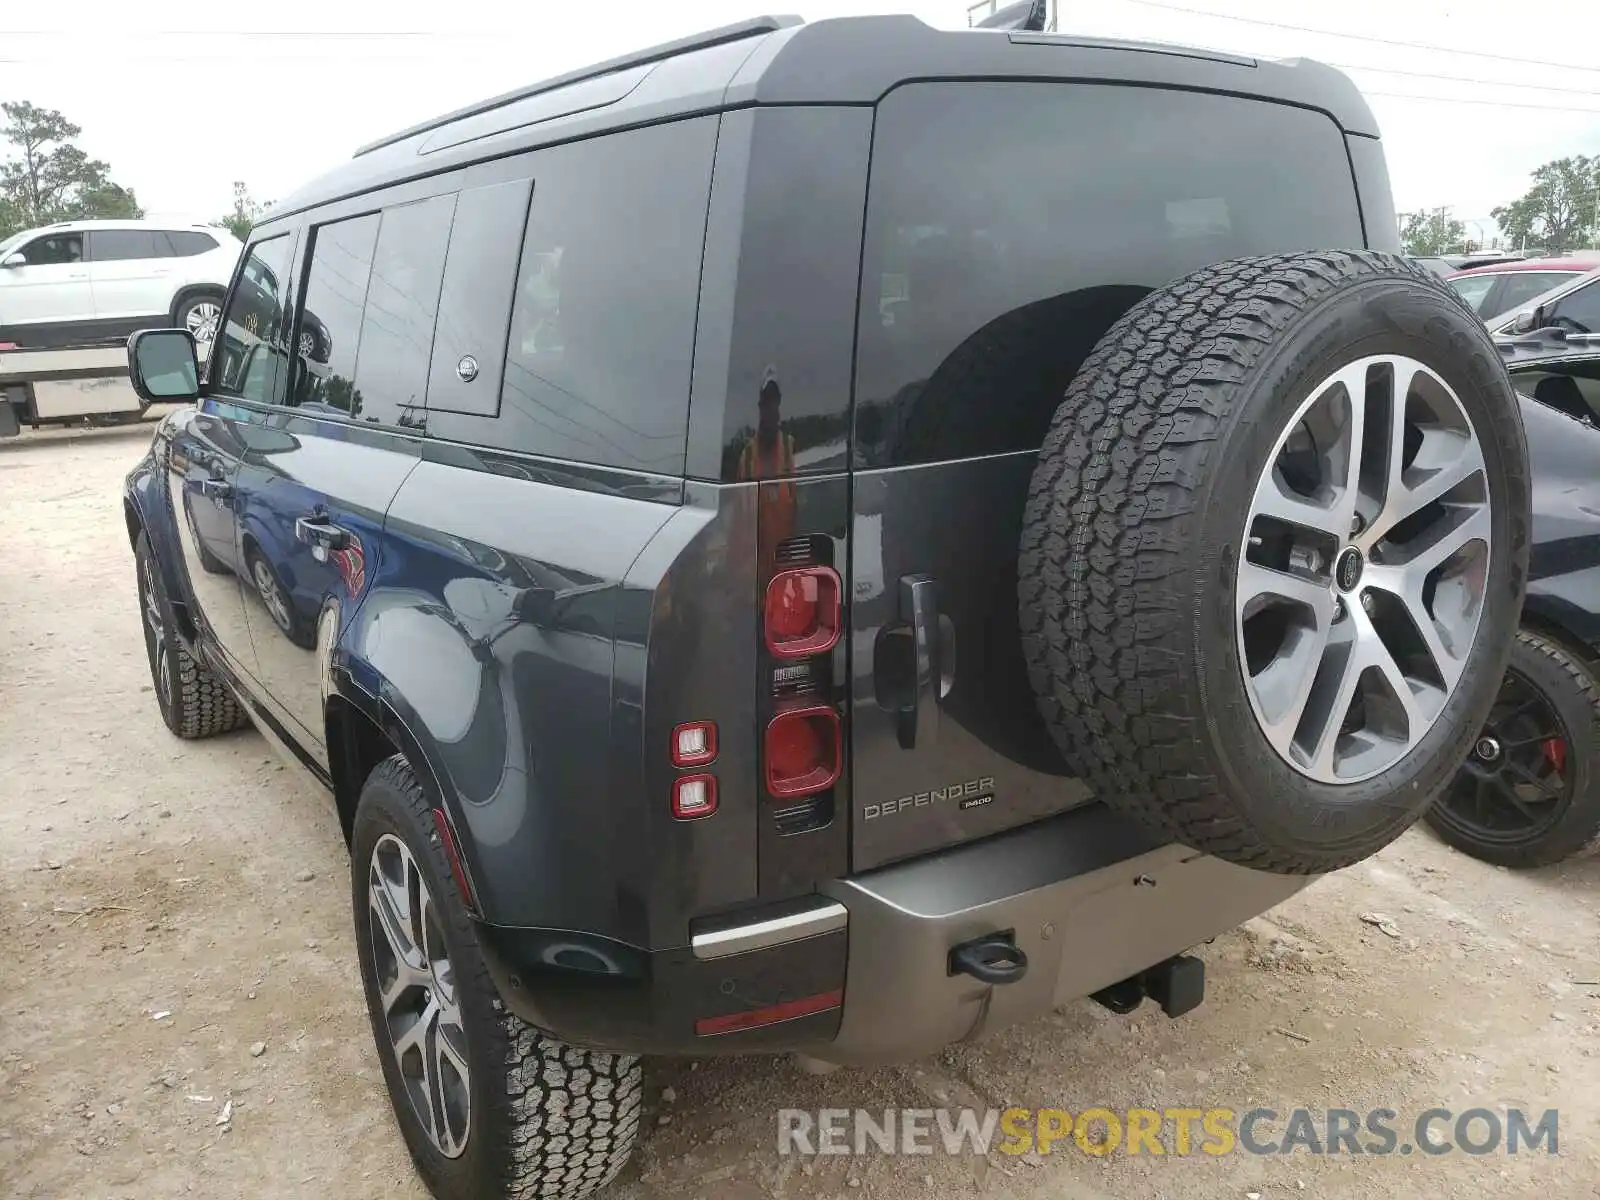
<box><xmin>1189</xmin><ymin>280</ymin><xmax>1530</xmax><ymax>862</ymax></box>
<box><xmin>350</xmin><ymin>766</ymin><xmax>510</xmax><ymax>1199</ymax></box>
<box><xmin>135</xmin><ymin>535</ymin><xmax>185</xmax><ymax>736</ymax></box>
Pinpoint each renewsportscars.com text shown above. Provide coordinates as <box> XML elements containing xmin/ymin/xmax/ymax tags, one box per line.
<box><xmin>777</xmin><ymin>1106</ymin><xmax>1559</xmax><ymax>1158</ymax></box>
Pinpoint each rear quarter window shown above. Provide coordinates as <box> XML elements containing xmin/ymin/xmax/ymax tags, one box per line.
<box><xmin>855</xmin><ymin>82</ymin><xmax>1366</xmax><ymax>468</ymax></box>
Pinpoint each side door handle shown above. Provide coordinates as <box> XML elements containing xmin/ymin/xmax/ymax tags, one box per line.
<box><xmin>197</xmin><ymin>477</ymin><xmax>232</xmax><ymax>501</ymax></box>
<box><xmin>295</xmin><ymin>516</ymin><xmax>349</xmax><ymax>562</ymax></box>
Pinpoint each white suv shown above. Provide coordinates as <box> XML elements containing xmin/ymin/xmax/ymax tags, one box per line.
<box><xmin>0</xmin><ymin>219</ymin><xmax>243</xmax><ymax>350</ymax></box>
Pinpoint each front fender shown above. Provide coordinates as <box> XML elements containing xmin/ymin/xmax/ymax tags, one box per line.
<box><xmin>123</xmin><ymin>418</ymin><xmax>195</xmax><ymax>640</ymax></box>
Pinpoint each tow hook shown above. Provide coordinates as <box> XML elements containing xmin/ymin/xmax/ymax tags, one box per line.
<box><xmin>1091</xmin><ymin>953</ymin><xmax>1206</xmax><ymax>1018</ymax></box>
<box><xmin>948</xmin><ymin>931</ymin><xmax>1028</xmax><ymax>985</ymax></box>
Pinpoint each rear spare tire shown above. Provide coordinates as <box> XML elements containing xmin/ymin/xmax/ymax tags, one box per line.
<box><xmin>1020</xmin><ymin>250</ymin><xmax>1530</xmax><ymax>874</ymax></box>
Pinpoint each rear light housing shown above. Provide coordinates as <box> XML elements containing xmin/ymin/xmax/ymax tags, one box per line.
<box><xmin>764</xmin><ymin>567</ymin><xmax>842</xmax><ymax>659</ymax></box>
<box><xmin>765</xmin><ymin>705</ymin><xmax>841</xmax><ymax>798</ymax></box>
<box><xmin>672</xmin><ymin>774</ymin><xmax>718</xmax><ymax>820</ymax></box>
<box><xmin>671</xmin><ymin>720</ymin><xmax>717</xmax><ymax>768</ymax></box>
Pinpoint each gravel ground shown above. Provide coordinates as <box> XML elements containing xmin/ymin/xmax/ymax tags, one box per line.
<box><xmin>2</xmin><ymin>423</ymin><xmax>1598</xmax><ymax>1200</ymax></box>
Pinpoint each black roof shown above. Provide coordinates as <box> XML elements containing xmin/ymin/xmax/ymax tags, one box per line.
<box><xmin>264</xmin><ymin>14</ymin><xmax>1379</xmax><ymax>224</ymax></box>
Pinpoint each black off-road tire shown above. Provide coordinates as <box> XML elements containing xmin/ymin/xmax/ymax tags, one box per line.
<box><xmin>1427</xmin><ymin>630</ymin><xmax>1600</xmax><ymax>867</ymax></box>
<box><xmin>1020</xmin><ymin>250</ymin><xmax>1530</xmax><ymax>874</ymax></box>
<box><xmin>352</xmin><ymin>756</ymin><xmax>644</xmax><ymax>1200</ymax></box>
<box><xmin>135</xmin><ymin>531</ymin><xmax>248</xmax><ymax>739</ymax></box>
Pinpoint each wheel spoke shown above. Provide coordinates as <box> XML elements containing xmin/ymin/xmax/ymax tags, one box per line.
<box><xmin>1304</xmin><ymin>635</ymin><xmax>1365</xmax><ymax>776</ymax></box>
<box><xmin>1253</xmin><ymin>473</ymin><xmax>1347</xmax><ymax>538</ymax></box>
<box><xmin>1505</xmin><ymin>759</ymin><xmax>1564</xmax><ymax>801</ymax></box>
<box><xmin>1237</xmin><ymin>559</ymin><xmax>1335</xmax><ymax>612</ymax></box>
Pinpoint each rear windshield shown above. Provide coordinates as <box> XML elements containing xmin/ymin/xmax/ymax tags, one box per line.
<box><xmin>854</xmin><ymin>82</ymin><xmax>1367</xmax><ymax>468</ymax></box>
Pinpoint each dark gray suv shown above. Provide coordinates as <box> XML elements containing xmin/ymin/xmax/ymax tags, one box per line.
<box><xmin>121</xmin><ymin>15</ymin><xmax>1530</xmax><ymax>1199</ymax></box>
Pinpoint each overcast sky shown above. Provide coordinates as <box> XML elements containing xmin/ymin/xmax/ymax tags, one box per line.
<box><xmin>4</xmin><ymin>0</ymin><xmax>1598</xmax><ymax>242</ymax></box>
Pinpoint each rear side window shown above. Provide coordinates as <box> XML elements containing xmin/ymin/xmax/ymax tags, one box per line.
<box><xmin>291</xmin><ymin>213</ymin><xmax>381</xmax><ymax>418</ymax></box>
<box><xmin>165</xmin><ymin>231</ymin><xmax>220</xmax><ymax>257</ymax></box>
<box><xmin>91</xmin><ymin>230</ymin><xmax>160</xmax><ymax>262</ymax></box>
<box><xmin>213</xmin><ymin>235</ymin><xmax>295</xmax><ymax>405</ymax></box>
<box><xmin>1449</xmin><ymin>274</ymin><xmax>1498</xmax><ymax>314</ymax></box>
<box><xmin>855</xmin><ymin>82</ymin><xmax>1366</xmax><ymax>468</ymax></box>
<box><xmin>425</xmin><ymin>116</ymin><xmax>718</xmax><ymax>475</ymax></box>
<box><xmin>349</xmin><ymin>194</ymin><xmax>456</xmax><ymax>428</ymax></box>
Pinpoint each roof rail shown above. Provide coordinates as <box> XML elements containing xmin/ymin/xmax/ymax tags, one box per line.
<box><xmin>353</xmin><ymin>15</ymin><xmax>802</xmax><ymax>159</ymax></box>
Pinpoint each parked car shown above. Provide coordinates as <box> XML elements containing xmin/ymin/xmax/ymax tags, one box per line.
<box><xmin>1488</xmin><ymin>265</ymin><xmax>1600</xmax><ymax>339</ymax></box>
<box><xmin>1414</xmin><ymin>251</ymin><xmax>1525</xmax><ymax>277</ymax></box>
<box><xmin>0</xmin><ymin>219</ymin><xmax>242</xmax><ymax>350</ymax></box>
<box><xmin>1427</xmin><ymin>331</ymin><xmax>1600</xmax><ymax>866</ymax></box>
<box><xmin>1447</xmin><ymin>254</ymin><xmax>1600</xmax><ymax>325</ymax></box>
<box><xmin>119</xmin><ymin>15</ymin><xmax>1529</xmax><ymax>1200</ymax></box>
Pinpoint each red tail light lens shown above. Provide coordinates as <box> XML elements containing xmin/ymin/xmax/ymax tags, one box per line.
<box><xmin>765</xmin><ymin>706</ymin><xmax>841</xmax><ymax>798</ymax></box>
<box><xmin>765</xmin><ymin>567</ymin><xmax>841</xmax><ymax>659</ymax></box>
<box><xmin>672</xmin><ymin>774</ymin><xmax>718</xmax><ymax>820</ymax></box>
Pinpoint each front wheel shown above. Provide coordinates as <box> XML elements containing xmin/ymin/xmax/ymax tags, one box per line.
<box><xmin>352</xmin><ymin>757</ymin><xmax>643</xmax><ymax>1200</ymax></box>
<box><xmin>1427</xmin><ymin>630</ymin><xmax>1600</xmax><ymax>867</ymax></box>
<box><xmin>135</xmin><ymin>531</ymin><xmax>248</xmax><ymax>739</ymax></box>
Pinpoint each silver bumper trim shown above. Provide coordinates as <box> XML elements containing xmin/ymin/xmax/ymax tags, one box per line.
<box><xmin>690</xmin><ymin>901</ymin><xmax>848</xmax><ymax>960</ymax></box>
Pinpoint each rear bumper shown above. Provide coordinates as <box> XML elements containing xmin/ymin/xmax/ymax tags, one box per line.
<box><xmin>481</xmin><ymin>804</ymin><xmax>1312</xmax><ymax>1061</ymax></box>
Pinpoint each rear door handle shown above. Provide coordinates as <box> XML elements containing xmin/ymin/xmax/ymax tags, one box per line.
<box><xmin>295</xmin><ymin>516</ymin><xmax>348</xmax><ymax>561</ymax></box>
<box><xmin>896</xmin><ymin>575</ymin><xmax>940</xmax><ymax>750</ymax></box>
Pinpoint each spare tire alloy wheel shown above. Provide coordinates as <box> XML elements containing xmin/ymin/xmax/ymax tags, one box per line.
<box><xmin>1239</xmin><ymin>355</ymin><xmax>1488</xmax><ymax>783</ymax></box>
<box><xmin>1022</xmin><ymin>251</ymin><xmax>1530</xmax><ymax>874</ymax></box>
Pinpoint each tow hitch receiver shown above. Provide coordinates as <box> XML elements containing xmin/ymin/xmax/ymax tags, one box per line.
<box><xmin>1091</xmin><ymin>954</ymin><xmax>1205</xmax><ymax>1018</ymax></box>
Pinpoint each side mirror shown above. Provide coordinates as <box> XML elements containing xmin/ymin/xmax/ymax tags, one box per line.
<box><xmin>2</xmin><ymin>252</ymin><xmax>25</xmax><ymax>268</ymax></box>
<box><xmin>1512</xmin><ymin>310</ymin><xmax>1540</xmax><ymax>335</ymax></box>
<box><xmin>127</xmin><ymin>328</ymin><xmax>201</xmax><ymax>403</ymax></box>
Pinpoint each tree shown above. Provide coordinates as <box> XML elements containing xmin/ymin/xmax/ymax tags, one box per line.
<box><xmin>0</xmin><ymin>101</ymin><xmax>142</xmax><ymax>237</ymax></box>
<box><xmin>1399</xmin><ymin>207</ymin><xmax>1470</xmax><ymax>257</ymax></box>
<box><xmin>1492</xmin><ymin>156</ymin><xmax>1599</xmax><ymax>256</ymax></box>
<box><xmin>216</xmin><ymin>181</ymin><xmax>267</xmax><ymax>242</ymax></box>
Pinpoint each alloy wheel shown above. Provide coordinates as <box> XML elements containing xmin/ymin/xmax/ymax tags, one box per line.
<box><xmin>1440</xmin><ymin>669</ymin><xmax>1572</xmax><ymax>842</ymax></box>
<box><xmin>185</xmin><ymin>301</ymin><xmax>221</xmax><ymax>344</ymax></box>
<box><xmin>251</xmin><ymin>559</ymin><xmax>292</xmax><ymax>634</ymax></box>
<box><xmin>1237</xmin><ymin>355</ymin><xmax>1491</xmax><ymax>783</ymax></box>
<box><xmin>141</xmin><ymin>555</ymin><xmax>171</xmax><ymax>710</ymax></box>
<box><xmin>368</xmin><ymin>833</ymin><xmax>471</xmax><ymax>1159</ymax></box>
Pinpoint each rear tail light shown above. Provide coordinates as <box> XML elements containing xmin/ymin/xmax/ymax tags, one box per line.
<box><xmin>672</xmin><ymin>721</ymin><xmax>717</xmax><ymax>768</ymax></box>
<box><xmin>765</xmin><ymin>567</ymin><xmax>841</xmax><ymax>659</ymax></box>
<box><xmin>672</xmin><ymin>774</ymin><xmax>718</xmax><ymax>820</ymax></box>
<box><xmin>765</xmin><ymin>705</ymin><xmax>841</xmax><ymax>798</ymax></box>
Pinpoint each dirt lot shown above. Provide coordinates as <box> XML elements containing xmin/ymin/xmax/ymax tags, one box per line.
<box><xmin>2</xmin><ymin>424</ymin><xmax>1598</xmax><ymax>1200</ymax></box>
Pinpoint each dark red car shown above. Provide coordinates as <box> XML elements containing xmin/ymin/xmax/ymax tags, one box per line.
<box><xmin>1448</xmin><ymin>254</ymin><xmax>1600</xmax><ymax>325</ymax></box>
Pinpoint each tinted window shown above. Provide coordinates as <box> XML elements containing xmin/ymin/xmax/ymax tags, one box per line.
<box><xmin>18</xmin><ymin>233</ymin><xmax>83</xmax><ymax>265</ymax></box>
<box><xmin>213</xmin><ymin>235</ymin><xmax>295</xmax><ymax>405</ymax></box>
<box><xmin>855</xmin><ymin>83</ymin><xmax>1366</xmax><ymax>467</ymax></box>
<box><xmin>92</xmin><ymin>229</ymin><xmax>161</xmax><ymax>262</ymax></box>
<box><xmin>1550</xmin><ymin>279</ymin><xmax>1600</xmax><ymax>333</ymax></box>
<box><xmin>343</xmin><ymin>195</ymin><xmax>455</xmax><ymax>429</ymax></box>
<box><xmin>426</xmin><ymin>178</ymin><xmax>532</xmax><ymax>417</ymax></box>
<box><xmin>166</xmin><ymin>231</ymin><xmax>219</xmax><ymax>257</ymax></box>
<box><xmin>430</xmin><ymin>117</ymin><xmax>716</xmax><ymax>473</ymax></box>
<box><xmin>1448</xmin><ymin>274</ymin><xmax>1498</xmax><ymax>313</ymax></box>
<box><xmin>291</xmin><ymin>213</ymin><xmax>381</xmax><ymax>417</ymax></box>
<box><xmin>1492</xmin><ymin>271</ymin><xmax>1581</xmax><ymax>320</ymax></box>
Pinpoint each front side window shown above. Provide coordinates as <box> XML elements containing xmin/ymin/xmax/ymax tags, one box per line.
<box><xmin>1549</xmin><ymin>279</ymin><xmax>1600</xmax><ymax>334</ymax></box>
<box><xmin>855</xmin><ymin>82</ymin><xmax>1366</xmax><ymax>467</ymax></box>
<box><xmin>18</xmin><ymin>233</ymin><xmax>83</xmax><ymax>265</ymax></box>
<box><xmin>213</xmin><ymin>234</ymin><xmax>295</xmax><ymax>405</ymax></box>
<box><xmin>290</xmin><ymin>214</ymin><xmax>381</xmax><ymax>417</ymax></box>
<box><xmin>1491</xmin><ymin>271</ymin><xmax>1582</xmax><ymax>321</ymax></box>
<box><xmin>91</xmin><ymin>229</ymin><xmax>160</xmax><ymax>262</ymax></box>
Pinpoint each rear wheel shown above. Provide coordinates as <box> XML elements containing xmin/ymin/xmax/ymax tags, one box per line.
<box><xmin>352</xmin><ymin>757</ymin><xmax>643</xmax><ymax>1200</ymax></box>
<box><xmin>174</xmin><ymin>293</ymin><xmax>223</xmax><ymax>346</ymax></box>
<box><xmin>1427</xmin><ymin>630</ymin><xmax>1600</xmax><ymax>867</ymax></box>
<box><xmin>1021</xmin><ymin>251</ymin><xmax>1530</xmax><ymax>874</ymax></box>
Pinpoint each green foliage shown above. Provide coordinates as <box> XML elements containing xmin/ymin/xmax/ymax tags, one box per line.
<box><xmin>0</xmin><ymin>101</ymin><xmax>143</xmax><ymax>237</ymax></box>
<box><xmin>1492</xmin><ymin>156</ymin><xmax>1599</xmax><ymax>256</ymax></box>
<box><xmin>1399</xmin><ymin>207</ymin><xmax>1470</xmax><ymax>257</ymax></box>
<box><xmin>216</xmin><ymin>181</ymin><xmax>267</xmax><ymax>242</ymax></box>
